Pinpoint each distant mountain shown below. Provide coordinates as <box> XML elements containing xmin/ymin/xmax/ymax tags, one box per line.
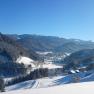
<box><xmin>10</xmin><ymin>34</ymin><xmax>66</xmax><ymax>52</ymax></box>
<box><xmin>7</xmin><ymin>34</ymin><xmax>94</xmax><ymax>54</ymax></box>
<box><xmin>63</xmin><ymin>49</ymin><xmax>94</xmax><ymax>73</ymax></box>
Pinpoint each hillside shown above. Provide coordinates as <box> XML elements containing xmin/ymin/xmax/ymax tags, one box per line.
<box><xmin>2</xmin><ymin>81</ymin><xmax>94</xmax><ymax>94</ymax></box>
<box><xmin>7</xmin><ymin>34</ymin><xmax>94</xmax><ymax>54</ymax></box>
<box><xmin>0</xmin><ymin>33</ymin><xmax>39</xmax><ymax>61</ymax></box>
<box><xmin>63</xmin><ymin>49</ymin><xmax>94</xmax><ymax>73</ymax></box>
<box><xmin>5</xmin><ymin>70</ymin><xmax>94</xmax><ymax>91</ymax></box>
<box><xmin>0</xmin><ymin>33</ymin><xmax>39</xmax><ymax>76</ymax></box>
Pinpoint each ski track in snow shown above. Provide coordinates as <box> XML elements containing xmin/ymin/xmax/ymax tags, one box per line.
<box><xmin>2</xmin><ymin>82</ymin><xmax>94</xmax><ymax>94</ymax></box>
<box><xmin>5</xmin><ymin>76</ymin><xmax>65</xmax><ymax>91</ymax></box>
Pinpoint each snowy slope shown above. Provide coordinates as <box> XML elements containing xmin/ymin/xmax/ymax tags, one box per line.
<box><xmin>42</xmin><ymin>63</ymin><xmax>63</xmax><ymax>69</ymax></box>
<box><xmin>6</xmin><ymin>80</ymin><xmax>35</xmax><ymax>91</ymax></box>
<box><xmin>16</xmin><ymin>56</ymin><xmax>35</xmax><ymax>67</ymax></box>
<box><xmin>80</xmin><ymin>70</ymin><xmax>94</xmax><ymax>82</ymax></box>
<box><xmin>6</xmin><ymin>76</ymin><xmax>64</xmax><ymax>91</ymax></box>
<box><xmin>6</xmin><ymin>71</ymin><xmax>94</xmax><ymax>92</ymax></box>
<box><xmin>4</xmin><ymin>70</ymin><xmax>94</xmax><ymax>94</ymax></box>
<box><xmin>2</xmin><ymin>82</ymin><xmax>94</xmax><ymax>94</ymax></box>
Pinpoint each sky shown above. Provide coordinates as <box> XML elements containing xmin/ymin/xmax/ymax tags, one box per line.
<box><xmin>0</xmin><ymin>0</ymin><xmax>94</xmax><ymax>41</ymax></box>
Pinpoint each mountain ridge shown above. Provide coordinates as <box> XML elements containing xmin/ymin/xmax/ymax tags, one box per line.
<box><xmin>7</xmin><ymin>34</ymin><xmax>94</xmax><ymax>54</ymax></box>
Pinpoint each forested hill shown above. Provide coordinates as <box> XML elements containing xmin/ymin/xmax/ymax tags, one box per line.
<box><xmin>8</xmin><ymin>34</ymin><xmax>94</xmax><ymax>54</ymax></box>
<box><xmin>0</xmin><ymin>33</ymin><xmax>39</xmax><ymax>62</ymax></box>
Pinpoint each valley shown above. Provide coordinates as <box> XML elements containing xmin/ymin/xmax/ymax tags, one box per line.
<box><xmin>0</xmin><ymin>33</ymin><xmax>94</xmax><ymax>94</ymax></box>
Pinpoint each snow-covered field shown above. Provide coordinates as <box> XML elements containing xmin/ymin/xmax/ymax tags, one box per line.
<box><xmin>2</xmin><ymin>82</ymin><xmax>94</xmax><ymax>94</ymax></box>
<box><xmin>36</xmin><ymin>51</ymin><xmax>53</xmax><ymax>55</ymax></box>
<box><xmin>5</xmin><ymin>70</ymin><xmax>94</xmax><ymax>91</ymax></box>
<box><xmin>2</xmin><ymin>70</ymin><xmax>94</xmax><ymax>94</ymax></box>
<box><xmin>16</xmin><ymin>56</ymin><xmax>35</xmax><ymax>67</ymax></box>
<box><xmin>42</xmin><ymin>63</ymin><xmax>63</xmax><ymax>69</ymax></box>
<box><xmin>5</xmin><ymin>76</ymin><xmax>64</xmax><ymax>91</ymax></box>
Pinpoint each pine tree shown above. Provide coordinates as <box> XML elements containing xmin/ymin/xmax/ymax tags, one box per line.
<box><xmin>0</xmin><ymin>77</ymin><xmax>5</xmax><ymax>92</ymax></box>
